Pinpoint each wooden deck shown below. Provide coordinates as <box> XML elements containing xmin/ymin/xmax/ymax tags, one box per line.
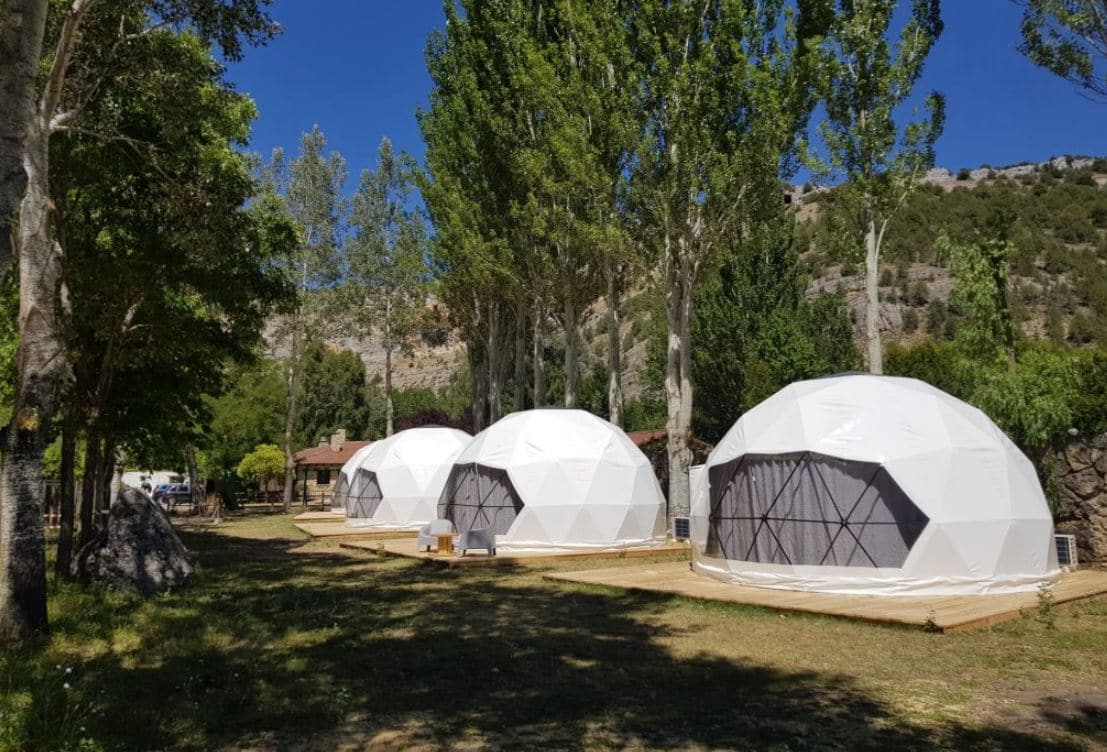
<box><xmin>544</xmin><ymin>562</ymin><xmax>1107</xmax><ymax>632</ymax></box>
<box><xmin>340</xmin><ymin>537</ymin><xmax>691</xmax><ymax>568</ymax></box>
<box><xmin>291</xmin><ymin>511</ymin><xmax>344</xmax><ymax>522</ymax></box>
<box><xmin>293</xmin><ymin>523</ymin><xmax>418</xmax><ymax>539</ymax></box>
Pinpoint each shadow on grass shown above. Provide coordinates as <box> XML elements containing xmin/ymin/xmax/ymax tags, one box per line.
<box><xmin>9</xmin><ymin>528</ymin><xmax>1098</xmax><ymax>751</ymax></box>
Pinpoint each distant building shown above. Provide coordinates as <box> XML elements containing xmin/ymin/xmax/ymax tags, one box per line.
<box><xmin>293</xmin><ymin>428</ymin><xmax>372</xmax><ymax>503</ymax></box>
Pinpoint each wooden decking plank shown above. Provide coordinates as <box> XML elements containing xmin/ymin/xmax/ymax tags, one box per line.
<box><xmin>291</xmin><ymin>511</ymin><xmax>344</xmax><ymax>522</ymax></box>
<box><xmin>295</xmin><ymin>523</ymin><xmax>418</xmax><ymax>539</ymax></box>
<box><xmin>339</xmin><ymin>537</ymin><xmax>690</xmax><ymax>568</ymax></box>
<box><xmin>543</xmin><ymin>562</ymin><xmax>1107</xmax><ymax>632</ymax></box>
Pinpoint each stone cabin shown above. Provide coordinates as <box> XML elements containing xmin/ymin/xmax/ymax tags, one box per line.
<box><xmin>293</xmin><ymin>429</ymin><xmax>372</xmax><ymax>504</ymax></box>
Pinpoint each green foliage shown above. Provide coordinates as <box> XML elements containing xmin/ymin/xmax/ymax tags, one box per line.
<box><xmin>622</xmin><ymin>395</ymin><xmax>668</xmax><ymax>432</ymax></box>
<box><xmin>887</xmin><ymin>339</ymin><xmax>1104</xmax><ymax>451</ymax></box>
<box><xmin>1019</xmin><ymin>0</ymin><xmax>1107</xmax><ymax>98</ymax></box>
<box><xmin>0</xmin><ymin>271</ymin><xmax>17</xmax><ymax>413</ymax></box>
<box><xmin>944</xmin><ymin>220</ymin><xmax>1017</xmax><ymax>359</ymax></box>
<box><xmin>902</xmin><ymin>308</ymin><xmax>919</xmax><ymax>333</ymax></box>
<box><xmin>295</xmin><ymin>343</ymin><xmax>374</xmax><ymax>447</ymax></box>
<box><xmin>204</xmin><ymin>359</ymin><xmax>286</xmax><ymax>472</ymax></box>
<box><xmin>647</xmin><ymin>216</ymin><xmax>858</xmax><ymax>443</ymax></box>
<box><xmin>53</xmin><ymin>25</ymin><xmax>293</xmax><ymax>468</ymax></box>
<box><xmin>236</xmin><ymin>444</ymin><xmax>285</xmax><ymax>485</ymax></box>
<box><xmin>43</xmin><ymin>437</ymin><xmax>85</xmax><ymax>481</ymax></box>
<box><xmin>347</xmin><ymin>138</ymin><xmax>427</xmax><ymax>361</ymax></box>
<box><xmin>814</xmin><ymin>0</ymin><xmax>945</xmax><ymax>245</ymax></box>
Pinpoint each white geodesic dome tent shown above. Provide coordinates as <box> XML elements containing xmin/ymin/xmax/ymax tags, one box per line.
<box><xmin>692</xmin><ymin>374</ymin><xmax>1060</xmax><ymax>596</ymax></box>
<box><xmin>437</xmin><ymin>409</ymin><xmax>667</xmax><ymax>552</ymax></box>
<box><xmin>346</xmin><ymin>427</ymin><xmax>472</xmax><ymax>529</ymax></box>
<box><xmin>330</xmin><ymin>443</ymin><xmax>376</xmax><ymax>514</ymax></box>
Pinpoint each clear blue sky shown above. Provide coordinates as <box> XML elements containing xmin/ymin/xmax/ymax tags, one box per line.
<box><xmin>226</xmin><ymin>1</ymin><xmax>1106</xmax><ymax>191</ymax></box>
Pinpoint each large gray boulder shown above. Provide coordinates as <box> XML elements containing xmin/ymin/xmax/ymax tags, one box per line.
<box><xmin>75</xmin><ymin>487</ymin><xmax>193</xmax><ymax>593</ymax></box>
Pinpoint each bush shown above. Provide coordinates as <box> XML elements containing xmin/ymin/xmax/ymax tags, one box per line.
<box><xmin>622</xmin><ymin>395</ymin><xmax>667</xmax><ymax>433</ymax></box>
<box><xmin>902</xmin><ymin>308</ymin><xmax>919</xmax><ymax>333</ymax></box>
<box><xmin>926</xmin><ymin>299</ymin><xmax>949</xmax><ymax>337</ymax></box>
<box><xmin>956</xmin><ymin>167</ymin><xmax>971</xmax><ymax>181</ymax></box>
<box><xmin>1068</xmin><ymin>311</ymin><xmax>1100</xmax><ymax>345</ymax></box>
<box><xmin>910</xmin><ymin>280</ymin><xmax>930</xmax><ymax>306</ymax></box>
<box><xmin>236</xmin><ymin>444</ymin><xmax>285</xmax><ymax>486</ymax></box>
<box><xmin>879</xmin><ymin>267</ymin><xmax>894</xmax><ymax>287</ymax></box>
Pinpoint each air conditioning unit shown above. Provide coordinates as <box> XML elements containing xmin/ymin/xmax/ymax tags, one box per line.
<box><xmin>673</xmin><ymin>516</ymin><xmax>690</xmax><ymax>541</ymax></box>
<box><xmin>1055</xmin><ymin>534</ymin><xmax>1079</xmax><ymax>568</ymax></box>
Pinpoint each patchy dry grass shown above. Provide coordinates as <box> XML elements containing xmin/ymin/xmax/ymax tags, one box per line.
<box><xmin>2</xmin><ymin>511</ymin><xmax>1105</xmax><ymax>751</ymax></box>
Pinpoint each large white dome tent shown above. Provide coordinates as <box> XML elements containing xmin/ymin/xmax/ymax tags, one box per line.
<box><xmin>437</xmin><ymin>409</ymin><xmax>667</xmax><ymax>552</ymax></box>
<box><xmin>330</xmin><ymin>443</ymin><xmax>376</xmax><ymax>514</ymax></box>
<box><xmin>691</xmin><ymin>374</ymin><xmax>1060</xmax><ymax>595</ymax></box>
<box><xmin>346</xmin><ymin>426</ymin><xmax>471</xmax><ymax>529</ymax></box>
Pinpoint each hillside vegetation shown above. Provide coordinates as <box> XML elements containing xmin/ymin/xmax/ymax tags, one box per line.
<box><xmin>796</xmin><ymin>158</ymin><xmax>1107</xmax><ymax>349</ymax></box>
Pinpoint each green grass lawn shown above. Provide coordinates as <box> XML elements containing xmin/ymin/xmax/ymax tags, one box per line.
<box><xmin>2</xmin><ymin>512</ymin><xmax>1106</xmax><ymax>751</ymax></box>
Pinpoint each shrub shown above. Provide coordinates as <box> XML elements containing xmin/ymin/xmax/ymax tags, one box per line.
<box><xmin>926</xmin><ymin>299</ymin><xmax>949</xmax><ymax>337</ymax></box>
<box><xmin>236</xmin><ymin>444</ymin><xmax>285</xmax><ymax>487</ymax></box>
<box><xmin>910</xmin><ymin>280</ymin><xmax>930</xmax><ymax>306</ymax></box>
<box><xmin>1068</xmin><ymin>311</ymin><xmax>1100</xmax><ymax>345</ymax></box>
<box><xmin>902</xmin><ymin>308</ymin><xmax>919</xmax><ymax>333</ymax></box>
<box><xmin>956</xmin><ymin>167</ymin><xmax>971</xmax><ymax>181</ymax></box>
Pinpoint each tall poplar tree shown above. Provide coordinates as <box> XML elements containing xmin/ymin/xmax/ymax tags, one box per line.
<box><xmin>628</xmin><ymin>0</ymin><xmax>824</xmax><ymax>518</ymax></box>
<box><xmin>420</xmin><ymin>0</ymin><xmax>526</xmax><ymax>429</ymax></box>
<box><xmin>348</xmin><ymin>137</ymin><xmax>427</xmax><ymax>436</ymax></box>
<box><xmin>263</xmin><ymin>127</ymin><xmax>346</xmax><ymax>511</ymax></box>
<box><xmin>817</xmin><ymin>0</ymin><xmax>944</xmax><ymax>374</ymax></box>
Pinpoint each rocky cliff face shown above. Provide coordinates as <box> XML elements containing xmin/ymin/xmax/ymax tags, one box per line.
<box><xmin>1055</xmin><ymin>434</ymin><xmax>1107</xmax><ymax>563</ymax></box>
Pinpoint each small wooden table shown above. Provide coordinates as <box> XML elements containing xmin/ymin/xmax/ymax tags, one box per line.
<box><xmin>436</xmin><ymin>533</ymin><xmax>455</xmax><ymax>555</ymax></box>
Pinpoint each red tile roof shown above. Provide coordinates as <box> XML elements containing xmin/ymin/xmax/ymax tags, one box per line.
<box><xmin>293</xmin><ymin>440</ymin><xmax>373</xmax><ymax>468</ymax></box>
<box><xmin>627</xmin><ymin>428</ymin><xmax>713</xmax><ymax>452</ymax></box>
<box><xmin>627</xmin><ymin>429</ymin><xmax>668</xmax><ymax>447</ymax></box>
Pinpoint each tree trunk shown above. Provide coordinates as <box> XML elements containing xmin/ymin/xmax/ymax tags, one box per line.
<box><xmin>281</xmin><ymin>323</ymin><xmax>302</xmax><ymax>513</ymax></box>
<box><xmin>184</xmin><ymin>444</ymin><xmax>199</xmax><ymax>514</ymax></box>
<box><xmin>664</xmin><ymin>243</ymin><xmax>694</xmax><ymax>520</ymax></box>
<box><xmin>0</xmin><ymin>118</ymin><xmax>64</xmax><ymax>641</ymax></box>
<box><xmin>0</xmin><ymin>0</ymin><xmax>47</xmax><ymax>278</ymax></box>
<box><xmin>55</xmin><ymin>416</ymin><xmax>76</xmax><ymax>580</ymax></box>
<box><xmin>563</xmin><ymin>296</ymin><xmax>579</xmax><ymax>408</ymax></box>
<box><xmin>384</xmin><ymin>306</ymin><xmax>394</xmax><ymax>436</ymax></box>
<box><xmin>97</xmin><ymin>440</ymin><xmax>115</xmax><ymax>515</ymax></box>
<box><xmin>486</xmin><ymin>304</ymin><xmax>503</xmax><ymax>424</ymax></box>
<box><xmin>532</xmin><ymin>301</ymin><xmax>545</xmax><ymax>408</ymax></box>
<box><xmin>468</xmin><ymin>340</ymin><xmax>485</xmax><ymax>433</ymax></box>
<box><xmin>513</xmin><ymin>302</ymin><xmax>526</xmax><ymax>411</ymax></box>
<box><xmin>605</xmin><ymin>261</ymin><xmax>624</xmax><ymax>428</ymax></box>
<box><xmin>78</xmin><ymin>429</ymin><xmax>100</xmax><ymax>553</ymax></box>
<box><xmin>864</xmin><ymin>215</ymin><xmax>882</xmax><ymax>375</ymax></box>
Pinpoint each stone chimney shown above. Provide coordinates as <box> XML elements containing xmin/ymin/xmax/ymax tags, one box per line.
<box><xmin>330</xmin><ymin>429</ymin><xmax>346</xmax><ymax>451</ymax></box>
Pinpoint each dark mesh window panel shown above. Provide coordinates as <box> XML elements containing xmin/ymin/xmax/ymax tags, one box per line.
<box><xmin>347</xmin><ymin>470</ymin><xmax>384</xmax><ymax>520</ymax></box>
<box><xmin>331</xmin><ymin>475</ymin><xmax>350</xmax><ymax>512</ymax></box>
<box><xmin>438</xmin><ymin>463</ymin><xmax>524</xmax><ymax>535</ymax></box>
<box><xmin>706</xmin><ymin>452</ymin><xmax>928</xmax><ymax>568</ymax></box>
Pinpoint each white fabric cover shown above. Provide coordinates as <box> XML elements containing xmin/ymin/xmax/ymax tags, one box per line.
<box><xmin>331</xmin><ymin>443</ymin><xmax>376</xmax><ymax>514</ymax></box>
<box><xmin>345</xmin><ymin>427</ymin><xmax>471</xmax><ymax>529</ymax></box>
<box><xmin>692</xmin><ymin>375</ymin><xmax>1060</xmax><ymax>595</ymax></box>
<box><xmin>448</xmin><ymin>409</ymin><xmax>667</xmax><ymax>552</ymax></box>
